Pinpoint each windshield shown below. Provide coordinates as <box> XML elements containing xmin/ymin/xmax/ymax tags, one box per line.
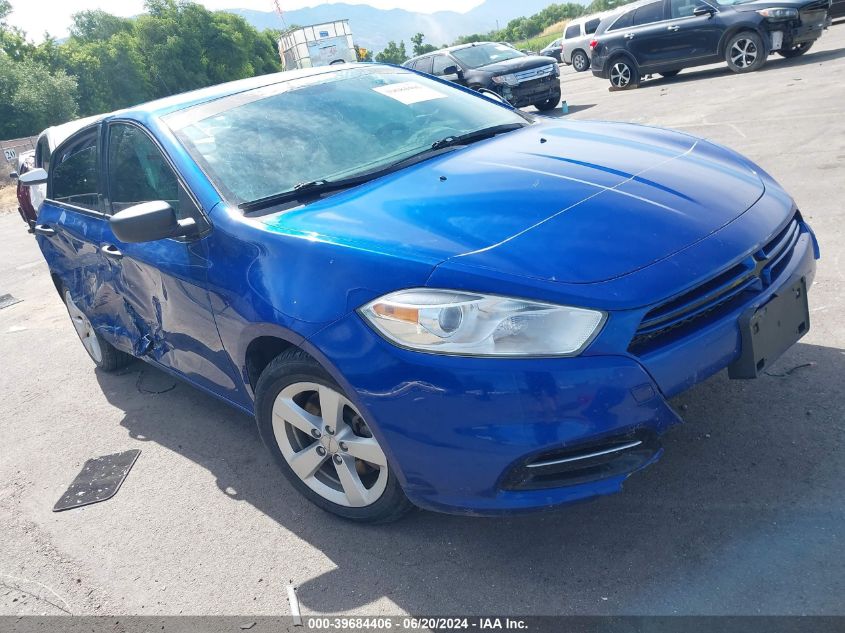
<box><xmin>713</xmin><ymin>0</ymin><xmax>754</xmax><ymax>4</ymax></box>
<box><xmin>451</xmin><ymin>43</ymin><xmax>525</xmax><ymax>69</ymax></box>
<box><xmin>166</xmin><ymin>66</ymin><xmax>527</xmax><ymax>205</ymax></box>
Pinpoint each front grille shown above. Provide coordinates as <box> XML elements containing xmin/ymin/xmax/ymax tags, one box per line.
<box><xmin>629</xmin><ymin>215</ymin><xmax>801</xmax><ymax>354</ymax></box>
<box><xmin>514</xmin><ymin>64</ymin><xmax>555</xmax><ymax>83</ymax></box>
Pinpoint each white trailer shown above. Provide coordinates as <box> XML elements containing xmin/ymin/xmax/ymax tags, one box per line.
<box><xmin>278</xmin><ymin>20</ymin><xmax>357</xmax><ymax>70</ymax></box>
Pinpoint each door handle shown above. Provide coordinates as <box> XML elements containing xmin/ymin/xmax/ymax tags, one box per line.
<box><xmin>668</xmin><ymin>25</ymin><xmax>680</xmax><ymax>31</ymax></box>
<box><xmin>33</xmin><ymin>224</ymin><xmax>56</xmax><ymax>237</ymax></box>
<box><xmin>624</xmin><ymin>32</ymin><xmax>635</xmax><ymax>39</ymax></box>
<box><xmin>101</xmin><ymin>244</ymin><xmax>123</xmax><ymax>260</ymax></box>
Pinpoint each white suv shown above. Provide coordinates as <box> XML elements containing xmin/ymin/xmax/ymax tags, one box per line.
<box><xmin>562</xmin><ymin>12</ymin><xmax>613</xmax><ymax>72</ymax></box>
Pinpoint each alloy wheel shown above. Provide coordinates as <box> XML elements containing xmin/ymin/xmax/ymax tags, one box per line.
<box><xmin>272</xmin><ymin>381</ymin><xmax>388</xmax><ymax>507</ymax></box>
<box><xmin>610</xmin><ymin>62</ymin><xmax>632</xmax><ymax>88</ymax></box>
<box><xmin>64</xmin><ymin>290</ymin><xmax>103</xmax><ymax>363</ymax></box>
<box><xmin>573</xmin><ymin>52</ymin><xmax>587</xmax><ymax>72</ymax></box>
<box><xmin>730</xmin><ymin>38</ymin><xmax>758</xmax><ymax>68</ymax></box>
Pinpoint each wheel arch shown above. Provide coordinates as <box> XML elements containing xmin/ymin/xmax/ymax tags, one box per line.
<box><xmin>718</xmin><ymin>24</ymin><xmax>768</xmax><ymax>57</ymax></box>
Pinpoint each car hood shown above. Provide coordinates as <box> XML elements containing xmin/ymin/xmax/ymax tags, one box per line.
<box><xmin>259</xmin><ymin>120</ymin><xmax>765</xmax><ymax>285</ymax></box>
<box><xmin>478</xmin><ymin>55</ymin><xmax>558</xmax><ymax>74</ymax></box>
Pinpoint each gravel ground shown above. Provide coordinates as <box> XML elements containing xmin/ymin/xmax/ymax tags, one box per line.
<box><xmin>1</xmin><ymin>25</ymin><xmax>843</xmax><ymax>617</ymax></box>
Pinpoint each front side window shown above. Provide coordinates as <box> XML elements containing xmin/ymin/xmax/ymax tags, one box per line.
<box><xmin>564</xmin><ymin>23</ymin><xmax>581</xmax><ymax>39</ymax></box>
<box><xmin>431</xmin><ymin>55</ymin><xmax>455</xmax><ymax>76</ymax></box>
<box><xmin>51</xmin><ymin>130</ymin><xmax>99</xmax><ymax>211</ymax></box>
<box><xmin>450</xmin><ymin>43</ymin><xmax>524</xmax><ymax>68</ymax></box>
<box><xmin>167</xmin><ymin>66</ymin><xmax>529</xmax><ymax>205</ymax></box>
<box><xmin>36</xmin><ymin>136</ymin><xmax>51</xmax><ymax>170</ymax></box>
<box><xmin>107</xmin><ymin>124</ymin><xmax>181</xmax><ymax>216</ymax></box>
<box><xmin>633</xmin><ymin>2</ymin><xmax>666</xmax><ymax>25</ymax></box>
<box><xmin>670</xmin><ymin>0</ymin><xmax>701</xmax><ymax>17</ymax></box>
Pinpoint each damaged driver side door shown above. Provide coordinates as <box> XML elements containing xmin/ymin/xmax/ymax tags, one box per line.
<box><xmin>98</xmin><ymin>121</ymin><xmax>245</xmax><ymax>403</ymax></box>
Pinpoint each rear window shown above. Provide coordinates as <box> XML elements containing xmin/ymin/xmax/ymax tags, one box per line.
<box><xmin>585</xmin><ymin>18</ymin><xmax>601</xmax><ymax>34</ymax></box>
<box><xmin>632</xmin><ymin>2</ymin><xmax>665</xmax><ymax>25</ymax></box>
<box><xmin>564</xmin><ymin>23</ymin><xmax>581</xmax><ymax>39</ymax></box>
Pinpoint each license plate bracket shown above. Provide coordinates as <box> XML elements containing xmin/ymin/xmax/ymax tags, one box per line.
<box><xmin>728</xmin><ymin>275</ymin><xmax>810</xmax><ymax>379</ymax></box>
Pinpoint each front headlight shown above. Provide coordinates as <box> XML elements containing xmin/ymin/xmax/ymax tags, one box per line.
<box><xmin>492</xmin><ymin>73</ymin><xmax>519</xmax><ymax>87</ymax></box>
<box><xmin>757</xmin><ymin>7</ymin><xmax>798</xmax><ymax>18</ymax></box>
<box><xmin>359</xmin><ymin>289</ymin><xmax>606</xmax><ymax>357</ymax></box>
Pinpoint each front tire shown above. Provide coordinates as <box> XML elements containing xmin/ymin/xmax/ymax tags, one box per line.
<box><xmin>608</xmin><ymin>57</ymin><xmax>639</xmax><ymax>88</ymax></box>
<box><xmin>255</xmin><ymin>349</ymin><xmax>414</xmax><ymax>523</ymax></box>
<box><xmin>572</xmin><ymin>50</ymin><xmax>590</xmax><ymax>72</ymax></box>
<box><xmin>63</xmin><ymin>288</ymin><xmax>132</xmax><ymax>372</ymax></box>
<box><xmin>725</xmin><ymin>32</ymin><xmax>766</xmax><ymax>73</ymax></box>
<box><xmin>778</xmin><ymin>42</ymin><xmax>813</xmax><ymax>58</ymax></box>
<box><xmin>534</xmin><ymin>93</ymin><xmax>561</xmax><ymax>111</ymax></box>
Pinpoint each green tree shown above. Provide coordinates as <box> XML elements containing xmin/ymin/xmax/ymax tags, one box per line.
<box><xmin>69</xmin><ymin>10</ymin><xmax>133</xmax><ymax>42</ymax></box>
<box><xmin>375</xmin><ymin>40</ymin><xmax>408</xmax><ymax>65</ymax></box>
<box><xmin>0</xmin><ymin>55</ymin><xmax>78</xmax><ymax>138</ymax></box>
<box><xmin>410</xmin><ymin>33</ymin><xmax>437</xmax><ymax>57</ymax></box>
<box><xmin>354</xmin><ymin>44</ymin><xmax>373</xmax><ymax>62</ymax></box>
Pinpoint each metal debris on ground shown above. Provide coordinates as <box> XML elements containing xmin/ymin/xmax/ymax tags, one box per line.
<box><xmin>53</xmin><ymin>449</ymin><xmax>141</xmax><ymax>512</ymax></box>
<box><xmin>0</xmin><ymin>293</ymin><xmax>22</xmax><ymax>309</ymax></box>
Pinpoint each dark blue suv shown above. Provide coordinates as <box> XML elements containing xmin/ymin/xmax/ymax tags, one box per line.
<box><xmin>591</xmin><ymin>0</ymin><xmax>831</xmax><ymax>88</ymax></box>
<box><xmin>22</xmin><ymin>64</ymin><xmax>819</xmax><ymax>522</ymax></box>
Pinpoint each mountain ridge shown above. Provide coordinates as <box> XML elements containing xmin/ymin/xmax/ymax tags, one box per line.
<box><xmin>226</xmin><ymin>0</ymin><xmax>585</xmax><ymax>51</ymax></box>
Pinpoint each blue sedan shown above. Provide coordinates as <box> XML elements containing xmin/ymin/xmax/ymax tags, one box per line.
<box><xmin>23</xmin><ymin>63</ymin><xmax>819</xmax><ymax>522</ymax></box>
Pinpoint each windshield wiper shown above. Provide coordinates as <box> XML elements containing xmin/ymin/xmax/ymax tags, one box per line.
<box><xmin>430</xmin><ymin>123</ymin><xmax>526</xmax><ymax>151</ymax></box>
<box><xmin>239</xmin><ymin>174</ymin><xmax>374</xmax><ymax>212</ymax></box>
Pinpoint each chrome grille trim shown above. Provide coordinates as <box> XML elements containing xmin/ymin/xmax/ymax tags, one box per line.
<box><xmin>514</xmin><ymin>64</ymin><xmax>556</xmax><ymax>83</ymax></box>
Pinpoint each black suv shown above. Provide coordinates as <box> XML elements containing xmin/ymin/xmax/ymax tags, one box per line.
<box><xmin>403</xmin><ymin>42</ymin><xmax>562</xmax><ymax>111</ymax></box>
<box><xmin>590</xmin><ymin>0</ymin><xmax>831</xmax><ymax>88</ymax></box>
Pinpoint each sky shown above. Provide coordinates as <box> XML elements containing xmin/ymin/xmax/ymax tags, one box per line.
<box><xmin>7</xmin><ymin>0</ymin><xmax>486</xmax><ymax>41</ymax></box>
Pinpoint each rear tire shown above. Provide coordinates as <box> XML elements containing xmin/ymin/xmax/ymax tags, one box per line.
<box><xmin>63</xmin><ymin>288</ymin><xmax>133</xmax><ymax>372</ymax></box>
<box><xmin>608</xmin><ymin>56</ymin><xmax>639</xmax><ymax>88</ymax></box>
<box><xmin>725</xmin><ymin>32</ymin><xmax>766</xmax><ymax>73</ymax></box>
<box><xmin>778</xmin><ymin>42</ymin><xmax>813</xmax><ymax>58</ymax></box>
<box><xmin>255</xmin><ymin>348</ymin><xmax>414</xmax><ymax>523</ymax></box>
<box><xmin>572</xmin><ymin>50</ymin><xmax>590</xmax><ymax>72</ymax></box>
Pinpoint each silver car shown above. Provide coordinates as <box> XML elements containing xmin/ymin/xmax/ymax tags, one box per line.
<box><xmin>561</xmin><ymin>12</ymin><xmax>614</xmax><ymax>72</ymax></box>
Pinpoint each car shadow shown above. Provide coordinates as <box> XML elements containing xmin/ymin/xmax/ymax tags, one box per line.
<box><xmin>94</xmin><ymin>340</ymin><xmax>845</xmax><ymax>615</ymax></box>
<box><xmin>536</xmin><ymin>103</ymin><xmax>597</xmax><ymax>118</ymax></box>
<box><xmin>638</xmin><ymin>46</ymin><xmax>845</xmax><ymax>89</ymax></box>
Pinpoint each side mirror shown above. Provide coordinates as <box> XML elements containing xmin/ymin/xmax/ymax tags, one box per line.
<box><xmin>110</xmin><ymin>200</ymin><xmax>196</xmax><ymax>243</ymax></box>
<box><xmin>18</xmin><ymin>168</ymin><xmax>48</xmax><ymax>186</ymax></box>
<box><xmin>478</xmin><ymin>88</ymin><xmax>510</xmax><ymax>105</ymax></box>
<box><xmin>693</xmin><ymin>5</ymin><xmax>716</xmax><ymax>16</ymax></box>
<box><xmin>442</xmin><ymin>64</ymin><xmax>462</xmax><ymax>78</ymax></box>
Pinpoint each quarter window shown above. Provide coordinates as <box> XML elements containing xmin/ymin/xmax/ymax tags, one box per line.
<box><xmin>564</xmin><ymin>23</ymin><xmax>581</xmax><ymax>39</ymax></box>
<box><xmin>632</xmin><ymin>2</ymin><xmax>665</xmax><ymax>25</ymax></box>
<box><xmin>415</xmin><ymin>56</ymin><xmax>433</xmax><ymax>74</ymax></box>
<box><xmin>585</xmin><ymin>18</ymin><xmax>601</xmax><ymax>34</ymax></box>
<box><xmin>51</xmin><ymin>130</ymin><xmax>99</xmax><ymax>212</ymax></box>
<box><xmin>108</xmin><ymin>124</ymin><xmax>182</xmax><ymax>217</ymax></box>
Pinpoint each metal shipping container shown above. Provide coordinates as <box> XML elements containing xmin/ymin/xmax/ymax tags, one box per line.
<box><xmin>278</xmin><ymin>20</ymin><xmax>357</xmax><ymax>70</ymax></box>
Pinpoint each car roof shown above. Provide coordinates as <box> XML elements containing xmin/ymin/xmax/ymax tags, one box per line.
<box><xmin>405</xmin><ymin>41</ymin><xmax>507</xmax><ymax>64</ymax></box>
<box><xmin>38</xmin><ymin>113</ymin><xmax>107</xmax><ymax>149</ymax></box>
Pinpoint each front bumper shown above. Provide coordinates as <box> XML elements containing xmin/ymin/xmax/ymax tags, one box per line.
<box><xmin>499</xmin><ymin>76</ymin><xmax>561</xmax><ymax>108</ymax></box>
<box><xmin>307</xmin><ymin>217</ymin><xmax>818</xmax><ymax>515</ymax></box>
